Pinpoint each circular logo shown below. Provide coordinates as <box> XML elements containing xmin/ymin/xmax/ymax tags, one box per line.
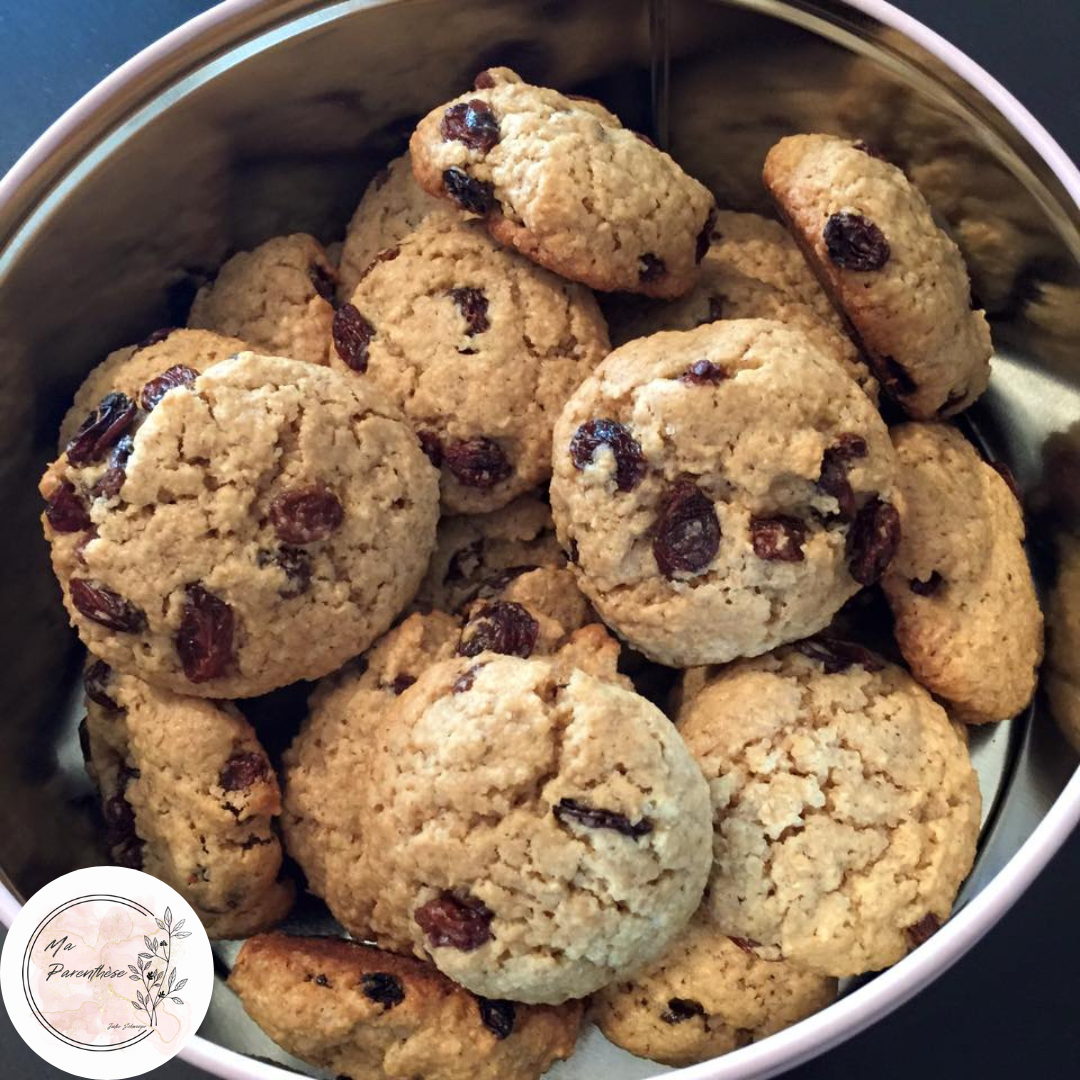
<box><xmin>1</xmin><ymin>866</ymin><xmax>213</xmax><ymax>1078</ymax></box>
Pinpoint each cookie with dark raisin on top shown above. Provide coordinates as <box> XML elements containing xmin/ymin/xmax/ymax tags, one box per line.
<box><xmin>763</xmin><ymin>134</ymin><xmax>992</xmax><ymax>418</ymax></box>
<box><xmin>228</xmin><ymin>933</ymin><xmax>582</xmax><ymax>1080</ymax></box>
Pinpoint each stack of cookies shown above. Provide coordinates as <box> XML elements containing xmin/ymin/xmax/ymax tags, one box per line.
<box><xmin>38</xmin><ymin>65</ymin><xmax>1044</xmax><ymax>1079</ymax></box>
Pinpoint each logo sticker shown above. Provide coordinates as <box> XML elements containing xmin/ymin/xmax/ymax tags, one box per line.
<box><xmin>1</xmin><ymin>866</ymin><xmax>213</xmax><ymax>1078</ymax></box>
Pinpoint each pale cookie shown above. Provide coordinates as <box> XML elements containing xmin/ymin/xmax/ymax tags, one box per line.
<box><xmin>607</xmin><ymin>262</ymin><xmax>879</xmax><ymax>402</ymax></box>
<box><xmin>80</xmin><ymin>661</ymin><xmax>293</xmax><ymax>938</ymax></box>
<box><xmin>409</xmin><ymin>69</ymin><xmax>715</xmax><ymax>298</ymax></box>
<box><xmin>592</xmin><ymin>916</ymin><xmax>837</xmax><ymax>1067</ymax></box>
<box><xmin>356</xmin><ymin>654</ymin><xmax>710</xmax><ymax>1003</ymax></box>
<box><xmin>413</xmin><ymin>494</ymin><xmax>565</xmax><ymax>613</ymax></box>
<box><xmin>550</xmin><ymin>319</ymin><xmax>900</xmax><ymax>667</ymax></box>
<box><xmin>764</xmin><ymin>134</ymin><xmax>992</xmax><ymax>418</ymax></box>
<box><xmin>40</xmin><ymin>352</ymin><xmax>439</xmax><ymax>698</ymax></box>
<box><xmin>229</xmin><ymin>934</ymin><xmax>583</xmax><ymax>1080</ymax></box>
<box><xmin>188</xmin><ymin>234</ymin><xmax>337</xmax><ymax>365</ymax></box>
<box><xmin>283</xmin><ymin>567</ymin><xmax>619</xmax><ymax>933</ymax></box>
<box><xmin>881</xmin><ymin>423</ymin><xmax>1043</xmax><ymax>725</ymax></box>
<box><xmin>1047</xmin><ymin>537</ymin><xmax>1080</xmax><ymax>753</ymax></box>
<box><xmin>338</xmin><ymin>153</ymin><xmax>444</xmax><ymax>299</ymax></box>
<box><xmin>58</xmin><ymin>329</ymin><xmax>248</xmax><ymax>449</ymax></box>
<box><xmin>332</xmin><ymin>213</ymin><xmax>610</xmax><ymax>513</ymax></box>
<box><xmin>677</xmin><ymin>645</ymin><xmax>981</xmax><ymax>977</ymax></box>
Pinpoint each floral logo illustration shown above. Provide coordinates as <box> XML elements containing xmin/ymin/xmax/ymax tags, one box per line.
<box><xmin>125</xmin><ymin>906</ymin><xmax>191</xmax><ymax>1026</ymax></box>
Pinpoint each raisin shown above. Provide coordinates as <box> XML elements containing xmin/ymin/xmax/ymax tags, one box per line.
<box><xmin>269</xmin><ymin>484</ymin><xmax>344</xmax><ymax>545</ymax></box>
<box><xmin>458</xmin><ymin>601</ymin><xmax>539</xmax><ymax>658</ymax></box>
<box><xmin>176</xmin><ymin>583</ymin><xmax>235</xmax><ymax>683</ymax></box>
<box><xmin>313</xmin><ymin>974</ymin><xmax>331</xmax><ymax>988</ymax></box>
<box><xmin>477</xmin><ymin>998</ymin><xmax>516</xmax><ymax>1039</ymax></box>
<box><xmin>114</xmin><ymin>839</ymin><xmax>144</xmax><ymax>870</ymax></box>
<box><xmin>473</xmin><ymin>69</ymin><xmax>497</xmax><ymax>90</ymax></box>
<box><xmin>906</xmin><ymin>913</ymin><xmax>941</xmax><ymax>946</ymax></box>
<box><xmin>219</xmin><ymin>752</ymin><xmax>270</xmax><ymax>791</ymax></box>
<box><xmin>880</xmin><ymin>356</ymin><xmax>917</xmax><ymax>397</ymax></box>
<box><xmin>78</xmin><ymin>716</ymin><xmax>92</xmax><ymax>765</ymax></box>
<box><xmin>89</xmin><ymin>435</ymin><xmax>135</xmax><ymax>500</ymax></box>
<box><xmin>140</xmin><ymin>365</ymin><xmax>199</xmax><ymax>411</ymax></box>
<box><xmin>660</xmin><ymin>998</ymin><xmax>705</xmax><ymax>1024</ymax></box>
<box><xmin>847</xmin><ymin>497</ymin><xmax>901</xmax><ymax>585</ymax></box>
<box><xmin>817</xmin><ymin>433</ymin><xmax>868</xmax><ymax>521</ymax></box>
<box><xmin>823</xmin><ymin>212</ymin><xmax>890</xmax><ymax>271</ymax></box>
<box><xmin>553</xmin><ymin>798</ymin><xmax>652</xmax><ymax>838</ymax></box>
<box><xmin>638</xmin><ymin>253</ymin><xmax>666</xmax><ymax>283</ymax></box>
<box><xmin>418</xmin><ymin>430</ymin><xmax>444</xmax><ymax>467</ymax></box>
<box><xmin>66</xmin><ymin>392</ymin><xmax>137</xmax><ymax>466</ymax></box>
<box><xmin>449</xmin><ymin>286</ymin><xmax>490</xmax><ymax>336</ymax></box>
<box><xmin>679</xmin><ymin>359</ymin><xmax>727</xmax><ymax>385</ymax></box>
<box><xmin>309</xmin><ymin>262</ymin><xmax>337</xmax><ymax>303</ymax></box>
<box><xmin>569</xmin><ymin>419</ymin><xmax>645</xmax><ymax>492</ymax></box>
<box><xmin>70</xmin><ymin>580</ymin><xmax>146</xmax><ymax>632</ymax></box>
<box><xmin>474</xmin><ymin>564</ymin><xmax>536</xmax><ymax>599</ymax></box>
<box><xmin>443</xmin><ymin>168</ymin><xmax>495</xmax><ymax>215</ymax></box>
<box><xmin>441</xmin><ymin>99</ymin><xmax>501</xmax><ymax>153</ymax></box>
<box><xmin>332</xmin><ymin>303</ymin><xmax>376</xmax><ymax>372</ymax></box>
<box><xmin>414</xmin><ymin>891</ymin><xmax>493</xmax><ymax>951</ymax></box>
<box><xmin>453</xmin><ymin>664</ymin><xmax>483</xmax><ymax>694</ymax></box>
<box><xmin>135</xmin><ymin>327</ymin><xmax>175</xmax><ymax>351</ymax></box>
<box><xmin>45</xmin><ymin>480</ymin><xmax>91</xmax><ymax>533</ymax></box>
<box><xmin>444</xmin><ymin>437</ymin><xmax>511</xmax><ymax>489</ymax></box>
<box><xmin>84</xmin><ymin>659</ymin><xmax>119</xmax><ymax>710</ymax></box>
<box><xmin>104</xmin><ymin>793</ymin><xmax>137</xmax><ymax>847</ymax></box>
<box><xmin>652</xmin><ymin>480</ymin><xmax>720</xmax><ymax>578</ymax></box>
<box><xmin>390</xmin><ymin>674</ymin><xmax>416</xmax><ymax>695</ymax></box>
<box><xmin>853</xmin><ymin>140</ymin><xmax>888</xmax><ymax>161</ymax></box>
<box><xmin>361</xmin><ymin>973</ymin><xmax>404</xmax><ymax>1010</ymax></box>
<box><xmin>73</xmin><ymin>529</ymin><xmax>97</xmax><ymax>565</ymax></box>
<box><xmin>750</xmin><ymin>515</ymin><xmax>807</xmax><ymax>562</ymax></box>
<box><xmin>257</xmin><ymin>546</ymin><xmax>312</xmax><ymax>598</ymax></box>
<box><xmin>634</xmin><ymin>131</ymin><xmax>657</xmax><ymax>148</ymax></box>
<box><xmin>696</xmin><ymin>208</ymin><xmax>717</xmax><ymax>263</ymax></box>
<box><xmin>728</xmin><ymin>936</ymin><xmax>761</xmax><ymax>955</ymax></box>
<box><xmin>909</xmin><ymin>570</ymin><xmax>944</xmax><ymax>596</ymax></box>
<box><xmin>794</xmin><ymin>637</ymin><xmax>884</xmax><ymax>674</ymax></box>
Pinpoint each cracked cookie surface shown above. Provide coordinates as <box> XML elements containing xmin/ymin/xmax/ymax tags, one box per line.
<box><xmin>881</xmin><ymin>422</ymin><xmax>1043</xmax><ymax>724</ymax></box>
<box><xmin>229</xmin><ymin>933</ymin><xmax>582</xmax><ymax>1080</ymax></box>
<box><xmin>550</xmin><ymin>318</ymin><xmax>899</xmax><ymax>667</ymax></box>
<box><xmin>81</xmin><ymin>662</ymin><xmax>293</xmax><ymax>938</ymax></box>
<box><xmin>41</xmin><ymin>352</ymin><xmax>439</xmax><ymax>697</ymax></box>
<box><xmin>677</xmin><ymin>645</ymin><xmax>981</xmax><ymax>976</ymax></box>
<box><xmin>409</xmin><ymin>67</ymin><xmax>715</xmax><ymax>298</ymax></box>
<box><xmin>764</xmin><ymin>134</ymin><xmax>992</xmax><ymax>418</ymax></box>
<box><xmin>333</xmin><ymin>213</ymin><xmax>610</xmax><ymax>513</ymax></box>
<box><xmin>592</xmin><ymin>915</ymin><xmax>837</xmax><ymax>1066</ymax></box>
<box><xmin>188</xmin><ymin>234</ymin><xmax>337</xmax><ymax>366</ymax></box>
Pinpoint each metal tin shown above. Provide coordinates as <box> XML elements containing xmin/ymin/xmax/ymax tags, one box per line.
<box><xmin>1</xmin><ymin>2</ymin><xmax>1078</xmax><ymax>1078</ymax></box>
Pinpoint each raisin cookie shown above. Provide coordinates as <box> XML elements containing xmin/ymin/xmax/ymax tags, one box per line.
<box><xmin>188</xmin><ymin>234</ymin><xmax>337</xmax><ymax>366</ymax></box>
<box><xmin>40</xmin><ymin>352</ymin><xmax>439</xmax><ymax>698</ymax></box>
<box><xmin>338</xmin><ymin>153</ymin><xmax>444</xmax><ymax>299</ymax></box>
<box><xmin>881</xmin><ymin>423</ymin><xmax>1043</xmax><ymax>724</ymax></box>
<box><xmin>58</xmin><ymin>328</ymin><xmax>248</xmax><ymax>449</ymax></box>
<box><xmin>229</xmin><ymin>934</ymin><xmax>583</xmax><ymax>1080</ymax></box>
<box><xmin>592</xmin><ymin>916</ymin><xmax>837</xmax><ymax>1067</ymax></box>
<box><xmin>1047</xmin><ymin>537</ymin><xmax>1080</xmax><ymax>753</ymax></box>
<box><xmin>677</xmin><ymin>644</ymin><xmax>981</xmax><ymax>977</ymax></box>
<box><xmin>332</xmin><ymin>213</ymin><xmax>610</xmax><ymax>513</ymax></box>
<box><xmin>413</xmin><ymin>494</ymin><xmax>565</xmax><ymax>613</ymax></box>
<box><xmin>409</xmin><ymin>67</ymin><xmax>715</xmax><ymax>298</ymax></box>
<box><xmin>550</xmin><ymin>319</ymin><xmax>900</xmax><ymax>667</ymax></box>
<box><xmin>81</xmin><ymin>661</ymin><xmax>293</xmax><ymax>938</ymax></box>
<box><xmin>354</xmin><ymin>653</ymin><xmax>711</xmax><ymax>1004</ymax></box>
<box><xmin>764</xmin><ymin>134</ymin><xmax>992</xmax><ymax>417</ymax></box>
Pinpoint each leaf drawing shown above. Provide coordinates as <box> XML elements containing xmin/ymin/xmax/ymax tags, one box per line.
<box><xmin>173</xmin><ymin>979</ymin><xmax>187</xmax><ymax>992</ymax></box>
<box><xmin>170</xmin><ymin>997</ymin><xmax>184</xmax><ymax>1005</ymax></box>
<box><xmin>164</xmin><ymin>907</ymin><xmax>173</xmax><ymax>928</ymax></box>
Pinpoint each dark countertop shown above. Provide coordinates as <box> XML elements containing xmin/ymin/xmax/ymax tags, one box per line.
<box><xmin>1</xmin><ymin>2</ymin><xmax>1078</xmax><ymax>1078</ymax></box>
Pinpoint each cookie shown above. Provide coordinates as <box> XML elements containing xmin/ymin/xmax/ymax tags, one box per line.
<box><xmin>550</xmin><ymin>319</ymin><xmax>900</xmax><ymax>667</ymax></box>
<box><xmin>1047</xmin><ymin>537</ymin><xmax>1080</xmax><ymax>753</ymax></box>
<box><xmin>332</xmin><ymin>213</ymin><xmax>610</xmax><ymax>513</ymax></box>
<box><xmin>409</xmin><ymin>68</ymin><xmax>715</xmax><ymax>298</ymax></box>
<box><xmin>229</xmin><ymin>934</ymin><xmax>582</xmax><ymax>1080</ymax></box>
<box><xmin>413</xmin><ymin>494</ymin><xmax>565</xmax><ymax>613</ymax></box>
<box><xmin>283</xmin><ymin>566</ymin><xmax>619</xmax><ymax>933</ymax></box>
<box><xmin>357</xmin><ymin>653</ymin><xmax>712</xmax><ymax>1003</ymax></box>
<box><xmin>677</xmin><ymin>644</ymin><xmax>981</xmax><ymax>977</ymax></box>
<box><xmin>187</xmin><ymin>234</ymin><xmax>337</xmax><ymax>366</ymax></box>
<box><xmin>592</xmin><ymin>916</ymin><xmax>837</xmax><ymax>1066</ymax></box>
<box><xmin>763</xmin><ymin>134</ymin><xmax>992</xmax><ymax>418</ymax></box>
<box><xmin>881</xmin><ymin>423</ymin><xmax>1043</xmax><ymax>724</ymax></box>
<box><xmin>607</xmin><ymin>262</ymin><xmax>878</xmax><ymax>402</ymax></box>
<box><xmin>41</xmin><ymin>352</ymin><xmax>439</xmax><ymax>698</ymax></box>
<box><xmin>58</xmin><ymin>328</ymin><xmax>248</xmax><ymax>449</ymax></box>
<box><xmin>338</xmin><ymin>153</ymin><xmax>444</xmax><ymax>299</ymax></box>
<box><xmin>80</xmin><ymin>661</ymin><xmax>293</xmax><ymax>938</ymax></box>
